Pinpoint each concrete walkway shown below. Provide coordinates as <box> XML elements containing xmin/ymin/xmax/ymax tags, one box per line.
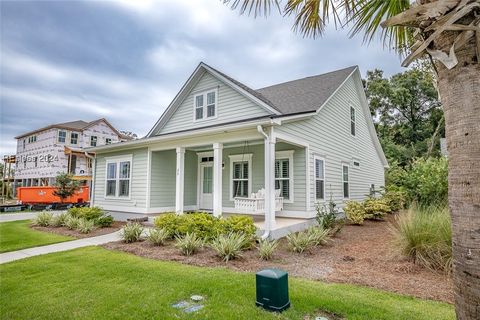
<box><xmin>0</xmin><ymin>212</ymin><xmax>39</xmax><ymax>222</ymax></box>
<box><xmin>0</xmin><ymin>230</ymin><xmax>122</xmax><ymax>265</ymax></box>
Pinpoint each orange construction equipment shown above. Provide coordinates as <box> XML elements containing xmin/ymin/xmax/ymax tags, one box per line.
<box><xmin>17</xmin><ymin>186</ymin><xmax>90</xmax><ymax>204</ymax></box>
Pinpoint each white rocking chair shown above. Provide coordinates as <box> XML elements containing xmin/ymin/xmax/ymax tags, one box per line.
<box><xmin>234</xmin><ymin>188</ymin><xmax>284</xmax><ymax>214</ymax></box>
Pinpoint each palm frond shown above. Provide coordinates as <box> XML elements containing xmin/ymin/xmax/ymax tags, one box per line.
<box><xmin>348</xmin><ymin>0</ymin><xmax>412</xmax><ymax>54</ymax></box>
<box><xmin>223</xmin><ymin>0</ymin><xmax>281</xmax><ymax>17</ymax></box>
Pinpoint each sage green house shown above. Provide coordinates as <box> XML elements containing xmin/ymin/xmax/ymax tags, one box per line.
<box><xmin>88</xmin><ymin>62</ymin><xmax>388</xmax><ymax>237</ymax></box>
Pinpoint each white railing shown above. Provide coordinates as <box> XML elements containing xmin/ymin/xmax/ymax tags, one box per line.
<box><xmin>234</xmin><ymin>197</ymin><xmax>283</xmax><ymax>214</ymax></box>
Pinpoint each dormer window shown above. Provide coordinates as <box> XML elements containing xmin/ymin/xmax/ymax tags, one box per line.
<box><xmin>194</xmin><ymin>89</ymin><xmax>217</xmax><ymax>121</ymax></box>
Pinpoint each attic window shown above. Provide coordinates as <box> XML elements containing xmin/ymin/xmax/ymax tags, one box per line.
<box><xmin>194</xmin><ymin>89</ymin><xmax>217</xmax><ymax>121</ymax></box>
<box><xmin>350</xmin><ymin>107</ymin><xmax>356</xmax><ymax>136</ymax></box>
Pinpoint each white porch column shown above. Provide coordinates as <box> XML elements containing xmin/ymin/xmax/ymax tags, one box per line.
<box><xmin>213</xmin><ymin>143</ymin><xmax>223</xmax><ymax>217</ymax></box>
<box><xmin>264</xmin><ymin>127</ymin><xmax>276</xmax><ymax>230</ymax></box>
<box><xmin>175</xmin><ymin>147</ymin><xmax>185</xmax><ymax>214</ymax></box>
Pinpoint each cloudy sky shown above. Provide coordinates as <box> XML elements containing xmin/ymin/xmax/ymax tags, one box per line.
<box><xmin>0</xmin><ymin>0</ymin><xmax>404</xmax><ymax>156</ymax></box>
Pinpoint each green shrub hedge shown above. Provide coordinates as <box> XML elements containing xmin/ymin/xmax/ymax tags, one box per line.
<box><xmin>344</xmin><ymin>197</ymin><xmax>393</xmax><ymax>225</ymax></box>
<box><xmin>154</xmin><ymin>212</ymin><xmax>256</xmax><ymax>240</ymax></box>
<box><xmin>67</xmin><ymin>207</ymin><xmax>113</xmax><ymax>227</ymax></box>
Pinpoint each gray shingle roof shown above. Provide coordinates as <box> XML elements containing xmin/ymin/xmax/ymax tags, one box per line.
<box><xmin>256</xmin><ymin>66</ymin><xmax>357</xmax><ymax>115</ymax></box>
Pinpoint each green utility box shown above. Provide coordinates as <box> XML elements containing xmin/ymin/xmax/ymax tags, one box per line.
<box><xmin>255</xmin><ymin>268</ymin><xmax>290</xmax><ymax>312</ymax></box>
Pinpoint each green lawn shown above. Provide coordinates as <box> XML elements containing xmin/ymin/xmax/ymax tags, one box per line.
<box><xmin>0</xmin><ymin>220</ymin><xmax>74</xmax><ymax>253</ymax></box>
<box><xmin>0</xmin><ymin>246</ymin><xmax>454</xmax><ymax>320</ymax></box>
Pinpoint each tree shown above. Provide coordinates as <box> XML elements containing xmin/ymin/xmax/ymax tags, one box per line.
<box><xmin>224</xmin><ymin>1</ymin><xmax>479</xmax><ymax>318</ymax></box>
<box><xmin>364</xmin><ymin>67</ymin><xmax>444</xmax><ymax>165</ymax></box>
<box><xmin>52</xmin><ymin>173</ymin><xmax>79</xmax><ymax>203</ymax></box>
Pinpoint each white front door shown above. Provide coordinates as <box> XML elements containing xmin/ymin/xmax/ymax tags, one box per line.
<box><xmin>199</xmin><ymin>163</ymin><xmax>213</xmax><ymax>210</ymax></box>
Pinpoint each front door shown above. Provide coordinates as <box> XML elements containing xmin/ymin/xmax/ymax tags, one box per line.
<box><xmin>199</xmin><ymin>163</ymin><xmax>213</xmax><ymax>210</ymax></box>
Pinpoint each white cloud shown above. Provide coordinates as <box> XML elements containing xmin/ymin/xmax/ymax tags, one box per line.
<box><xmin>147</xmin><ymin>40</ymin><xmax>205</xmax><ymax>73</ymax></box>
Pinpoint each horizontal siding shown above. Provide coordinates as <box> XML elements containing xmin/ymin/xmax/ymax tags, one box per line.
<box><xmin>158</xmin><ymin>72</ymin><xmax>271</xmax><ymax>134</ymax></box>
<box><xmin>276</xmin><ymin>75</ymin><xmax>385</xmax><ymax>211</ymax></box>
<box><xmin>94</xmin><ymin>148</ymin><xmax>148</xmax><ymax>209</ymax></box>
<box><xmin>149</xmin><ymin>150</ymin><xmax>176</xmax><ymax>208</ymax></box>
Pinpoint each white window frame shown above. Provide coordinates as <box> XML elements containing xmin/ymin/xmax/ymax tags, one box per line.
<box><xmin>105</xmin><ymin>138</ymin><xmax>112</xmax><ymax>145</ymax></box>
<box><xmin>70</xmin><ymin>132</ymin><xmax>79</xmax><ymax>145</ymax></box>
<box><xmin>104</xmin><ymin>155</ymin><xmax>132</xmax><ymax>200</ymax></box>
<box><xmin>350</xmin><ymin>106</ymin><xmax>356</xmax><ymax>136</ymax></box>
<box><xmin>275</xmin><ymin>150</ymin><xmax>294</xmax><ymax>203</ymax></box>
<box><xmin>193</xmin><ymin>88</ymin><xmax>218</xmax><ymax>122</ymax></box>
<box><xmin>229</xmin><ymin>153</ymin><xmax>252</xmax><ymax>201</ymax></box>
<box><xmin>342</xmin><ymin>164</ymin><xmax>350</xmax><ymax>199</ymax></box>
<box><xmin>57</xmin><ymin>130</ymin><xmax>67</xmax><ymax>143</ymax></box>
<box><xmin>314</xmin><ymin>155</ymin><xmax>326</xmax><ymax>201</ymax></box>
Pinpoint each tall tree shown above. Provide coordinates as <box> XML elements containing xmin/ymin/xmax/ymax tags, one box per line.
<box><xmin>364</xmin><ymin>67</ymin><xmax>444</xmax><ymax>165</ymax></box>
<box><xmin>224</xmin><ymin>1</ymin><xmax>480</xmax><ymax>318</ymax></box>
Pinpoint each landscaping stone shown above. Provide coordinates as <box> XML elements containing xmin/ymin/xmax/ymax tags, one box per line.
<box><xmin>171</xmin><ymin>301</ymin><xmax>190</xmax><ymax>309</ymax></box>
<box><xmin>184</xmin><ymin>305</ymin><xmax>204</xmax><ymax>313</ymax></box>
<box><xmin>191</xmin><ymin>295</ymin><xmax>204</xmax><ymax>302</ymax></box>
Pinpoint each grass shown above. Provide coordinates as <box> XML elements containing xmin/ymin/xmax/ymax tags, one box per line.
<box><xmin>0</xmin><ymin>246</ymin><xmax>454</xmax><ymax>320</ymax></box>
<box><xmin>0</xmin><ymin>220</ymin><xmax>74</xmax><ymax>253</ymax></box>
<box><xmin>391</xmin><ymin>205</ymin><xmax>452</xmax><ymax>272</ymax></box>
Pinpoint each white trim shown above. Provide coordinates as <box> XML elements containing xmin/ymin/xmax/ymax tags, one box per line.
<box><xmin>274</xmin><ymin>131</ymin><xmax>309</xmax><ymax>148</ymax></box>
<box><xmin>104</xmin><ymin>154</ymin><xmax>133</xmax><ymax>200</ymax></box>
<box><xmin>213</xmin><ymin>142</ymin><xmax>223</xmax><ymax>217</ymax></box>
<box><xmin>57</xmin><ymin>129</ymin><xmax>67</xmax><ymax>144</ymax></box>
<box><xmin>221</xmin><ymin>207</ymin><xmax>315</xmax><ymax>219</ymax></box>
<box><xmin>275</xmin><ymin>150</ymin><xmax>294</xmax><ymax>203</ymax></box>
<box><xmin>314</xmin><ymin>155</ymin><xmax>326</xmax><ymax>201</ymax></box>
<box><xmin>316</xmin><ymin>67</ymin><xmax>358</xmax><ymax>115</ymax></box>
<box><xmin>145</xmin><ymin>148</ymin><xmax>152</xmax><ymax>209</ymax></box>
<box><xmin>342</xmin><ymin>163</ymin><xmax>350</xmax><ymax>199</ymax></box>
<box><xmin>193</xmin><ymin>87</ymin><xmax>218</xmax><ymax>122</ymax></box>
<box><xmin>98</xmin><ymin>205</ymin><xmax>198</xmax><ymax>214</ymax></box>
<box><xmin>229</xmin><ymin>153</ymin><xmax>253</xmax><ymax>201</ymax></box>
<box><xmin>196</xmin><ymin>151</ymin><xmax>214</xmax><ymax>157</ymax></box>
<box><xmin>305</xmin><ymin>147</ymin><xmax>311</xmax><ymax>211</ymax></box>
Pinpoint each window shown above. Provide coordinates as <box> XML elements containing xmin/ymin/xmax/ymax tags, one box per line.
<box><xmin>23</xmin><ymin>139</ymin><xmax>26</xmax><ymax>150</ymax></box>
<box><xmin>315</xmin><ymin>157</ymin><xmax>325</xmax><ymax>200</ymax></box>
<box><xmin>70</xmin><ymin>132</ymin><xmax>78</xmax><ymax>145</ymax></box>
<box><xmin>370</xmin><ymin>184</ymin><xmax>375</xmax><ymax>196</ymax></box>
<box><xmin>28</xmin><ymin>135</ymin><xmax>37</xmax><ymax>143</ymax></box>
<box><xmin>275</xmin><ymin>150</ymin><xmax>294</xmax><ymax>201</ymax></box>
<box><xmin>105</xmin><ymin>138</ymin><xmax>112</xmax><ymax>145</ymax></box>
<box><xmin>194</xmin><ymin>89</ymin><xmax>217</xmax><ymax>121</ymax></box>
<box><xmin>105</xmin><ymin>156</ymin><xmax>132</xmax><ymax>198</ymax></box>
<box><xmin>58</xmin><ymin>130</ymin><xmax>66</xmax><ymax>143</ymax></box>
<box><xmin>350</xmin><ymin>107</ymin><xmax>356</xmax><ymax>136</ymax></box>
<box><xmin>229</xmin><ymin>154</ymin><xmax>252</xmax><ymax>199</ymax></box>
<box><xmin>342</xmin><ymin>165</ymin><xmax>349</xmax><ymax>198</ymax></box>
<box><xmin>90</xmin><ymin>136</ymin><xmax>97</xmax><ymax>147</ymax></box>
<box><xmin>34</xmin><ymin>157</ymin><xmax>38</xmax><ymax>168</ymax></box>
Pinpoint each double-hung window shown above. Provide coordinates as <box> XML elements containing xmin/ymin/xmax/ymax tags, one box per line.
<box><xmin>90</xmin><ymin>136</ymin><xmax>97</xmax><ymax>147</ymax></box>
<box><xmin>342</xmin><ymin>164</ymin><xmax>349</xmax><ymax>198</ymax></box>
<box><xmin>315</xmin><ymin>156</ymin><xmax>325</xmax><ymax>200</ymax></box>
<box><xmin>194</xmin><ymin>89</ymin><xmax>217</xmax><ymax>121</ymax></box>
<box><xmin>229</xmin><ymin>154</ymin><xmax>252</xmax><ymax>199</ymax></box>
<box><xmin>70</xmin><ymin>132</ymin><xmax>78</xmax><ymax>145</ymax></box>
<box><xmin>105</xmin><ymin>138</ymin><xmax>112</xmax><ymax>145</ymax></box>
<box><xmin>58</xmin><ymin>130</ymin><xmax>66</xmax><ymax>143</ymax></box>
<box><xmin>275</xmin><ymin>151</ymin><xmax>294</xmax><ymax>201</ymax></box>
<box><xmin>105</xmin><ymin>156</ymin><xmax>132</xmax><ymax>198</ymax></box>
<box><xmin>350</xmin><ymin>107</ymin><xmax>356</xmax><ymax>136</ymax></box>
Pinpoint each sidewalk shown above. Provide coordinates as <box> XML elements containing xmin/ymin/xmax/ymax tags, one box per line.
<box><xmin>0</xmin><ymin>230</ymin><xmax>122</xmax><ymax>264</ymax></box>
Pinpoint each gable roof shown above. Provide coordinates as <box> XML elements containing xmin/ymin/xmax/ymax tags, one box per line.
<box><xmin>256</xmin><ymin>66</ymin><xmax>357</xmax><ymax>115</ymax></box>
<box><xmin>15</xmin><ymin>118</ymin><xmax>131</xmax><ymax>140</ymax></box>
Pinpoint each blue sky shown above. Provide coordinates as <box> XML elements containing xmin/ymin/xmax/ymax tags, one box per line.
<box><xmin>0</xmin><ymin>0</ymin><xmax>404</xmax><ymax>156</ymax></box>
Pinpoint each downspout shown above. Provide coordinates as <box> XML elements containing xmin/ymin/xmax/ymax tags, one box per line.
<box><xmin>257</xmin><ymin>125</ymin><xmax>270</xmax><ymax>240</ymax></box>
<box><xmin>84</xmin><ymin>152</ymin><xmax>95</xmax><ymax>207</ymax></box>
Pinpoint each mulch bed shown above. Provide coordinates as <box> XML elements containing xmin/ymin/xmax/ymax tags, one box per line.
<box><xmin>101</xmin><ymin>214</ymin><xmax>453</xmax><ymax>303</ymax></box>
<box><xmin>32</xmin><ymin>221</ymin><xmax>125</xmax><ymax>239</ymax></box>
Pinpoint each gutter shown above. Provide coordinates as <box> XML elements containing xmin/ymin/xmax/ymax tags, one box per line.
<box><xmin>84</xmin><ymin>152</ymin><xmax>96</xmax><ymax>207</ymax></box>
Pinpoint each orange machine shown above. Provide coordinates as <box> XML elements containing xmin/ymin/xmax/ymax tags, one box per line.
<box><xmin>17</xmin><ymin>186</ymin><xmax>90</xmax><ymax>204</ymax></box>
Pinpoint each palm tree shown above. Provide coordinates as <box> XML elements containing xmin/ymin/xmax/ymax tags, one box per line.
<box><xmin>224</xmin><ymin>0</ymin><xmax>479</xmax><ymax>318</ymax></box>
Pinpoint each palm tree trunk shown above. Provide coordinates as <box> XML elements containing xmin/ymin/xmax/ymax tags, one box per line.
<box><xmin>436</xmin><ymin>32</ymin><xmax>480</xmax><ymax>319</ymax></box>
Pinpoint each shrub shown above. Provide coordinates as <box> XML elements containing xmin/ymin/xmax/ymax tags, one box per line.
<box><xmin>382</xmin><ymin>189</ymin><xmax>407</xmax><ymax>212</ymax></box>
<box><xmin>34</xmin><ymin>211</ymin><xmax>53</xmax><ymax>227</ymax></box>
<box><xmin>50</xmin><ymin>213</ymin><xmax>68</xmax><ymax>227</ymax></box>
<box><xmin>67</xmin><ymin>207</ymin><xmax>104</xmax><ymax>221</ymax></box>
<box><xmin>306</xmin><ymin>226</ymin><xmax>330</xmax><ymax>246</ymax></box>
<box><xmin>287</xmin><ymin>231</ymin><xmax>316</xmax><ymax>253</ymax></box>
<box><xmin>175</xmin><ymin>232</ymin><xmax>204</xmax><ymax>256</ymax></box>
<box><xmin>344</xmin><ymin>201</ymin><xmax>365</xmax><ymax>225</ymax></box>
<box><xmin>64</xmin><ymin>216</ymin><xmax>81</xmax><ymax>230</ymax></box>
<box><xmin>77</xmin><ymin>218</ymin><xmax>95</xmax><ymax>234</ymax></box>
<box><xmin>257</xmin><ymin>239</ymin><xmax>278</xmax><ymax>260</ymax></box>
<box><xmin>363</xmin><ymin>197</ymin><xmax>391</xmax><ymax>220</ymax></box>
<box><xmin>222</xmin><ymin>215</ymin><xmax>256</xmax><ymax>239</ymax></box>
<box><xmin>210</xmin><ymin>233</ymin><xmax>246</xmax><ymax>262</ymax></box>
<box><xmin>146</xmin><ymin>228</ymin><xmax>170</xmax><ymax>246</ymax></box>
<box><xmin>178</xmin><ymin>213</ymin><xmax>219</xmax><ymax>240</ymax></box>
<box><xmin>315</xmin><ymin>197</ymin><xmax>338</xmax><ymax>230</ymax></box>
<box><xmin>95</xmin><ymin>215</ymin><xmax>114</xmax><ymax>228</ymax></box>
<box><xmin>154</xmin><ymin>213</ymin><xmax>180</xmax><ymax>235</ymax></box>
<box><xmin>391</xmin><ymin>205</ymin><xmax>452</xmax><ymax>272</ymax></box>
<box><xmin>121</xmin><ymin>223</ymin><xmax>144</xmax><ymax>243</ymax></box>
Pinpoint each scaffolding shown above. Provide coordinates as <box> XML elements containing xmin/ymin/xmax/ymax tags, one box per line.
<box><xmin>1</xmin><ymin>155</ymin><xmax>16</xmax><ymax>204</ymax></box>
